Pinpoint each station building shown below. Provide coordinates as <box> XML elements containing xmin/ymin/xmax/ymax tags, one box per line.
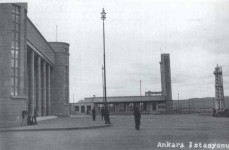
<box><xmin>0</xmin><ymin>3</ymin><xmax>70</xmax><ymax>127</ymax></box>
<box><xmin>71</xmin><ymin>54</ymin><xmax>173</xmax><ymax>115</ymax></box>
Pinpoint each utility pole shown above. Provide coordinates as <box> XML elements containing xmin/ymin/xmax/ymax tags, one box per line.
<box><xmin>102</xmin><ymin>66</ymin><xmax>105</xmax><ymax>105</ymax></box>
<box><xmin>101</xmin><ymin>8</ymin><xmax>107</xmax><ymax>107</ymax></box>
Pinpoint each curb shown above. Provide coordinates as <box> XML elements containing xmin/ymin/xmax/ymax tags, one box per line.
<box><xmin>0</xmin><ymin>124</ymin><xmax>112</xmax><ymax>132</ymax></box>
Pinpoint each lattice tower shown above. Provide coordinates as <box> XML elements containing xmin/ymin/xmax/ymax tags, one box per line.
<box><xmin>213</xmin><ymin>65</ymin><xmax>225</xmax><ymax>110</ymax></box>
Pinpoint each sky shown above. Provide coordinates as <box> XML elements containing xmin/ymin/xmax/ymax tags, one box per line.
<box><xmin>3</xmin><ymin>0</ymin><xmax>229</xmax><ymax>102</ymax></box>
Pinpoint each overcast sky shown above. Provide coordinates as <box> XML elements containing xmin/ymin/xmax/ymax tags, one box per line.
<box><xmin>4</xmin><ymin>0</ymin><xmax>229</xmax><ymax>102</ymax></box>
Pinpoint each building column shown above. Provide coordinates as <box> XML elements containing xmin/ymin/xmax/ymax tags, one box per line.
<box><xmin>148</xmin><ymin>103</ymin><xmax>152</xmax><ymax>112</ymax></box>
<box><xmin>29</xmin><ymin>51</ymin><xmax>35</xmax><ymax>115</ymax></box>
<box><xmin>42</xmin><ymin>61</ymin><xmax>46</xmax><ymax>116</ymax></box>
<box><xmin>37</xmin><ymin>57</ymin><xmax>41</xmax><ymax>116</ymax></box>
<box><xmin>46</xmin><ymin>65</ymin><xmax>51</xmax><ymax>116</ymax></box>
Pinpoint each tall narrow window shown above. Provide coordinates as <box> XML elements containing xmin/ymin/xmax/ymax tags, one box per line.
<box><xmin>11</xmin><ymin>5</ymin><xmax>20</xmax><ymax>96</ymax></box>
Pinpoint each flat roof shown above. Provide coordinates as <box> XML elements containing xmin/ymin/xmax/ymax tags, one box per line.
<box><xmin>82</xmin><ymin>95</ymin><xmax>166</xmax><ymax>103</ymax></box>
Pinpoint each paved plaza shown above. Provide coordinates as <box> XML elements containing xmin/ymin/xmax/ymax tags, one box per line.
<box><xmin>1</xmin><ymin>114</ymin><xmax>229</xmax><ymax>150</ymax></box>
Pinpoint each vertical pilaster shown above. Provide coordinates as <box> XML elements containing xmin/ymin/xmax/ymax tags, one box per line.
<box><xmin>47</xmin><ymin>65</ymin><xmax>51</xmax><ymax>116</ymax></box>
<box><xmin>29</xmin><ymin>51</ymin><xmax>35</xmax><ymax>115</ymax></box>
<box><xmin>37</xmin><ymin>57</ymin><xmax>41</xmax><ymax>116</ymax></box>
<box><xmin>42</xmin><ymin>61</ymin><xmax>46</xmax><ymax>116</ymax></box>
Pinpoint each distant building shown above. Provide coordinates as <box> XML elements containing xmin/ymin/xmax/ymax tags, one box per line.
<box><xmin>0</xmin><ymin>3</ymin><xmax>70</xmax><ymax>127</ymax></box>
<box><xmin>71</xmin><ymin>54</ymin><xmax>173</xmax><ymax>114</ymax></box>
<box><xmin>71</xmin><ymin>96</ymin><xmax>167</xmax><ymax>115</ymax></box>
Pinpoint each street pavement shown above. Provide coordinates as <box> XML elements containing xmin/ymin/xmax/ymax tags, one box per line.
<box><xmin>0</xmin><ymin>115</ymin><xmax>110</xmax><ymax>132</ymax></box>
<box><xmin>1</xmin><ymin>114</ymin><xmax>229</xmax><ymax>150</ymax></box>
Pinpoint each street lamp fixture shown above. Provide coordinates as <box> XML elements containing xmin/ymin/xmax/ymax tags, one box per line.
<box><xmin>101</xmin><ymin>8</ymin><xmax>107</xmax><ymax>108</ymax></box>
<box><xmin>101</xmin><ymin>8</ymin><xmax>106</xmax><ymax>20</ymax></box>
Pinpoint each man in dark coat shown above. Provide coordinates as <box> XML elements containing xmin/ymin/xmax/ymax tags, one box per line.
<box><xmin>32</xmin><ymin>108</ymin><xmax>37</xmax><ymax>124</ymax></box>
<box><xmin>104</xmin><ymin>107</ymin><xmax>111</xmax><ymax>124</ymax></box>
<box><xmin>92</xmin><ymin>107</ymin><xmax>96</xmax><ymax>121</ymax></box>
<box><xmin>22</xmin><ymin>110</ymin><xmax>28</xmax><ymax>126</ymax></box>
<box><xmin>27</xmin><ymin>114</ymin><xmax>32</xmax><ymax>125</ymax></box>
<box><xmin>212</xmin><ymin>108</ymin><xmax>216</xmax><ymax>117</ymax></box>
<box><xmin>134</xmin><ymin>107</ymin><xmax>141</xmax><ymax>130</ymax></box>
<box><xmin>101</xmin><ymin>107</ymin><xmax>105</xmax><ymax>120</ymax></box>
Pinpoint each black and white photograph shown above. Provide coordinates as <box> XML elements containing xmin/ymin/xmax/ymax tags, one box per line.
<box><xmin>0</xmin><ymin>0</ymin><xmax>229</xmax><ymax>150</ymax></box>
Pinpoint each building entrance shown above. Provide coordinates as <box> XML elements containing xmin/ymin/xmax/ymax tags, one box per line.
<box><xmin>81</xmin><ymin>106</ymin><xmax>85</xmax><ymax>113</ymax></box>
<box><xmin>87</xmin><ymin>105</ymin><xmax>91</xmax><ymax>114</ymax></box>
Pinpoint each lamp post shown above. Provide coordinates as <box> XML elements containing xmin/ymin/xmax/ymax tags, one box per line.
<box><xmin>102</xmin><ymin>66</ymin><xmax>105</xmax><ymax>104</ymax></box>
<box><xmin>101</xmin><ymin>8</ymin><xmax>107</xmax><ymax>107</ymax></box>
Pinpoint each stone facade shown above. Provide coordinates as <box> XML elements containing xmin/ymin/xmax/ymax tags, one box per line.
<box><xmin>49</xmin><ymin>42</ymin><xmax>70</xmax><ymax>117</ymax></box>
<box><xmin>0</xmin><ymin>3</ymin><xmax>70</xmax><ymax>127</ymax></box>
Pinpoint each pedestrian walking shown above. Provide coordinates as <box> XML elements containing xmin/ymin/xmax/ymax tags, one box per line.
<box><xmin>22</xmin><ymin>110</ymin><xmax>28</xmax><ymax>126</ymax></box>
<box><xmin>104</xmin><ymin>107</ymin><xmax>111</xmax><ymax>124</ymax></box>
<box><xmin>134</xmin><ymin>107</ymin><xmax>141</xmax><ymax>130</ymax></box>
<box><xmin>32</xmin><ymin>108</ymin><xmax>37</xmax><ymax>125</ymax></box>
<box><xmin>212</xmin><ymin>108</ymin><xmax>216</xmax><ymax>117</ymax></box>
<box><xmin>92</xmin><ymin>107</ymin><xmax>96</xmax><ymax>121</ymax></box>
<box><xmin>27</xmin><ymin>114</ymin><xmax>32</xmax><ymax>125</ymax></box>
<box><xmin>101</xmin><ymin>107</ymin><xmax>105</xmax><ymax>120</ymax></box>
